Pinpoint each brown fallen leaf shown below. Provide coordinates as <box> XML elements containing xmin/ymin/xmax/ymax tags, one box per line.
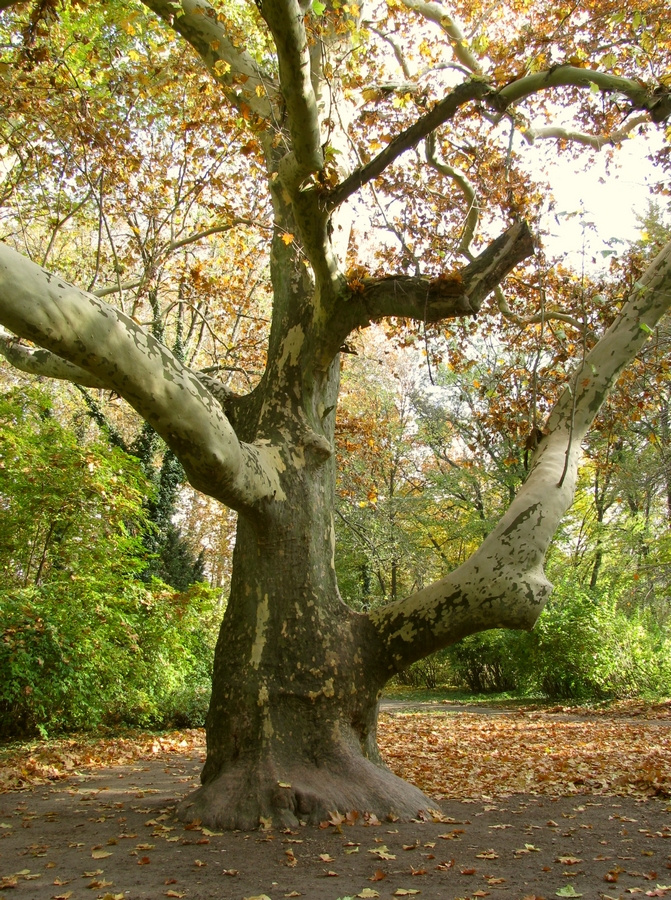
<box><xmin>165</xmin><ymin>892</ymin><xmax>186</xmax><ymax>898</ymax></box>
<box><xmin>91</xmin><ymin>850</ymin><xmax>113</xmax><ymax>859</ymax></box>
<box><xmin>137</xmin><ymin>856</ymin><xmax>151</xmax><ymax>865</ymax></box>
<box><xmin>88</xmin><ymin>879</ymin><xmax>113</xmax><ymax>889</ymax></box>
<box><xmin>368</xmin><ymin>845</ymin><xmax>396</xmax><ymax>860</ymax></box>
<box><xmin>222</xmin><ymin>869</ymin><xmax>239</xmax><ymax>876</ymax></box>
<box><xmin>193</xmin><ymin>859</ymin><xmax>206</xmax><ymax>867</ymax></box>
<box><xmin>370</xmin><ymin>869</ymin><xmax>387</xmax><ymax>881</ymax></box>
<box><xmin>435</xmin><ymin>860</ymin><xmax>455</xmax><ymax>871</ymax></box>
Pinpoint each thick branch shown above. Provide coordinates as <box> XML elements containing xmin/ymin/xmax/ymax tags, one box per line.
<box><xmin>0</xmin><ymin>328</ymin><xmax>108</xmax><ymax>387</ymax></box>
<box><xmin>360</xmin><ymin>219</ymin><xmax>534</xmax><ymax>322</ymax></box>
<box><xmin>399</xmin><ymin>0</ymin><xmax>483</xmax><ymax>76</ymax></box>
<box><xmin>498</xmin><ymin>66</ymin><xmax>671</xmax><ymax>123</ymax></box>
<box><xmin>369</xmin><ymin>239</ymin><xmax>671</xmax><ymax>673</ymax></box>
<box><xmin>0</xmin><ymin>244</ymin><xmax>283</xmax><ymax>512</ymax></box>
<box><xmin>495</xmin><ymin>287</ymin><xmax>591</xmax><ymax>335</ymax></box>
<box><xmin>140</xmin><ymin>0</ymin><xmax>277</xmax><ymax>119</ymax></box>
<box><xmin>328</xmin><ymin>66</ymin><xmax>669</xmax><ymax>214</ymax></box>
<box><xmin>261</xmin><ymin>0</ymin><xmax>323</xmax><ymax>183</ymax></box>
<box><xmin>521</xmin><ymin>114</ymin><xmax>650</xmax><ymax>150</ymax></box>
<box><xmin>425</xmin><ymin>132</ymin><xmax>479</xmax><ymax>258</ymax></box>
<box><xmin>327</xmin><ymin>78</ymin><xmax>493</xmax><ymax>210</ymax></box>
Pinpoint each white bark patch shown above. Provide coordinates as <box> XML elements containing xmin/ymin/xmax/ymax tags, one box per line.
<box><xmin>250</xmin><ymin>594</ymin><xmax>270</xmax><ymax>669</ymax></box>
<box><xmin>277</xmin><ymin>325</ymin><xmax>305</xmax><ymax>371</ymax></box>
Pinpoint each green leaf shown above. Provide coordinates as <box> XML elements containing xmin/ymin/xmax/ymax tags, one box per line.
<box><xmin>312</xmin><ymin>0</ymin><xmax>326</xmax><ymax>14</ymax></box>
<box><xmin>639</xmin><ymin>322</ymin><xmax>654</xmax><ymax>335</ymax></box>
<box><xmin>556</xmin><ymin>888</ymin><xmax>583</xmax><ymax>898</ymax></box>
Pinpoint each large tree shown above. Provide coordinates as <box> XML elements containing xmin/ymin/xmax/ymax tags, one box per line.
<box><xmin>1</xmin><ymin>0</ymin><xmax>670</xmax><ymax>828</ymax></box>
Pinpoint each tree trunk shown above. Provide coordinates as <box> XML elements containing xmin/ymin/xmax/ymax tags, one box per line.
<box><xmin>178</xmin><ymin>463</ymin><xmax>431</xmax><ymax>830</ymax></box>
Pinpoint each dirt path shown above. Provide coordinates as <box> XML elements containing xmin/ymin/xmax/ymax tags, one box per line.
<box><xmin>380</xmin><ymin>699</ymin><xmax>671</xmax><ymax>726</ymax></box>
<box><xmin>1</xmin><ymin>709</ymin><xmax>670</xmax><ymax>899</ymax></box>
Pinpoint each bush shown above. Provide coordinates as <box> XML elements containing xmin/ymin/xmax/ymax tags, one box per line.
<box><xmin>395</xmin><ymin>650</ymin><xmax>452</xmax><ymax>689</ymax></box>
<box><xmin>443</xmin><ymin>581</ymin><xmax>671</xmax><ymax>701</ymax></box>
<box><xmin>0</xmin><ymin>385</ymin><xmax>221</xmax><ymax>737</ymax></box>
<box><xmin>445</xmin><ymin>629</ymin><xmax>527</xmax><ymax>694</ymax></box>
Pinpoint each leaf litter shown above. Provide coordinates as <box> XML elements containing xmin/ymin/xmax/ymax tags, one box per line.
<box><xmin>0</xmin><ymin>707</ymin><xmax>670</xmax><ymax>899</ymax></box>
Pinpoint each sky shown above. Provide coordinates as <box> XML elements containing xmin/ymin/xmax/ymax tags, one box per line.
<box><xmin>533</xmin><ymin>130</ymin><xmax>667</xmax><ymax>269</ymax></box>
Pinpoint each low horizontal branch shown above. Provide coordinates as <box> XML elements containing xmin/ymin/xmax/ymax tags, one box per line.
<box><xmin>360</xmin><ymin>219</ymin><xmax>534</xmax><ymax>323</ymax></box>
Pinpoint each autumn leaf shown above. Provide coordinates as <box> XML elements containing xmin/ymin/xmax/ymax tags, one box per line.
<box><xmin>281</xmin><ymin>233</ymin><xmax>294</xmax><ymax>245</ymax></box>
<box><xmin>368</xmin><ymin>845</ymin><xmax>396</xmax><ymax>860</ymax></box>
<box><xmin>165</xmin><ymin>892</ymin><xmax>186</xmax><ymax>899</ymax></box>
<box><xmin>91</xmin><ymin>850</ymin><xmax>113</xmax><ymax>859</ymax></box>
<box><xmin>556</xmin><ymin>888</ymin><xmax>583</xmax><ymax>898</ymax></box>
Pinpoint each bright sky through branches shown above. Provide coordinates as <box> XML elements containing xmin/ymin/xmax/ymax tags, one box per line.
<box><xmin>538</xmin><ymin>133</ymin><xmax>667</xmax><ymax>268</ymax></box>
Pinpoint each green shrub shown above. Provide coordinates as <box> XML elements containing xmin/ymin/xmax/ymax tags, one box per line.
<box><xmin>0</xmin><ymin>385</ymin><xmax>221</xmax><ymax>737</ymax></box>
<box><xmin>445</xmin><ymin>629</ymin><xmax>527</xmax><ymax>694</ymax></box>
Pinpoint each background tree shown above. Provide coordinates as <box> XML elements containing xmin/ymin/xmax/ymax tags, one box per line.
<box><xmin>0</xmin><ymin>0</ymin><xmax>670</xmax><ymax>829</ymax></box>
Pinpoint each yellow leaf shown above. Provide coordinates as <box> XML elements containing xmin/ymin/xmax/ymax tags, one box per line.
<box><xmin>92</xmin><ymin>850</ymin><xmax>113</xmax><ymax>859</ymax></box>
<box><xmin>281</xmin><ymin>233</ymin><xmax>294</xmax><ymax>245</ymax></box>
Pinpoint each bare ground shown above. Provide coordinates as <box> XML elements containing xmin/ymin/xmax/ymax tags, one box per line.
<box><xmin>0</xmin><ymin>705</ymin><xmax>670</xmax><ymax>900</ymax></box>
